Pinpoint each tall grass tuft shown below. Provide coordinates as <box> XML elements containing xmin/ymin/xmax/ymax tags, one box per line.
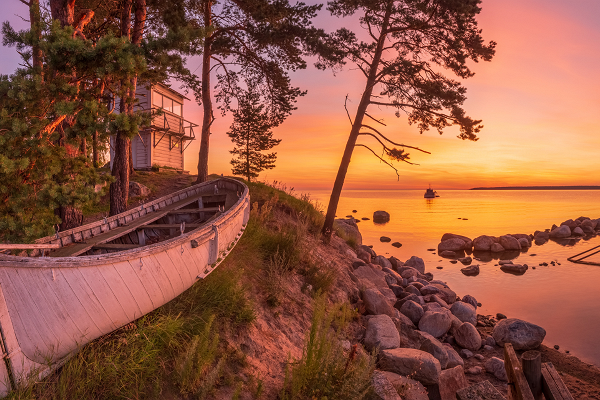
<box><xmin>281</xmin><ymin>295</ymin><xmax>375</xmax><ymax>400</ymax></box>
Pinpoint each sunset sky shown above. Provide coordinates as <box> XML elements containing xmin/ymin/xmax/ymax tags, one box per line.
<box><xmin>2</xmin><ymin>0</ymin><xmax>599</xmax><ymax>190</ymax></box>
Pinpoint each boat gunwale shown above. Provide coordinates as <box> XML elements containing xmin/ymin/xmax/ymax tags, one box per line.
<box><xmin>0</xmin><ymin>178</ymin><xmax>249</xmax><ymax>269</ymax></box>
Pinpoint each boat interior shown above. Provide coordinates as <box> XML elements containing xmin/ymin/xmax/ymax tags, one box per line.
<box><xmin>2</xmin><ymin>180</ymin><xmax>245</xmax><ymax>258</ymax></box>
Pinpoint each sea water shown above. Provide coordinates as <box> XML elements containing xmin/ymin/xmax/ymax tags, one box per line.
<box><xmin>309</xmin><ymin>189</ymin><xmax>600</xmax><ymax>366</ymax></box>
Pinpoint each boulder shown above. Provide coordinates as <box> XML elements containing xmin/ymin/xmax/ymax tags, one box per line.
<box><xmin>473</xmin><ymin>235</ymin><xmax>497</xmax><ymax>251</ymax></box>
<box><xmin>394</xmin><ymin>294</ymin><xmax>420</xmax><ymax>310</ymax></box>
<box><xmin>492</xmin><ymin>318</ymin><xmax>546</xmax><ymax>350</ymax></box>
<box><xmin>380</xmin><ymin>236</ymin><xmax>392</xmax><ymax>243</ymax></box>
<box><xmin>438</xmin><ymin>238</ymin><xmax>469</xmax><ymax>252</ymax></box>
<box><xmin>423</xmin><ymin>302</ymin><xmax>443</xmax><ymax>313</ymax></box>
<box><xmin>380</xmin><ymin>287</ymin><xmax>399</xmax><ymax>303</ymax></box>
<box><xmin>440</xmin><ymin>250</ymin><xmax>458</xmax><ymax>258</ymax></box>
<box><xmin>404</xmin><ymin>285</ymin><xmax>421</xmax><ymax>297</ymax></box>
<box><xmin>484</xmin><ymin>336</ymin><xmax>497</xmax><ymax>347</ymax></box>
<box><xmin>333</xmin><ymin>218</ymin><xmax>363</xmax><ymax>246</ymax></box>
<box><xmin>129</xmin><ymin>181</ymin><xmax>150</xmax><ymax>197</ymax></box>
<box><xmin>389</xmin><ymin>256</ymin><xmax>403</xmax><ymax>269</ymax></box>
<box><xmin>389</xmin><ymin>284</ymin><xmax>404</xmax><ymax>297</ymax></box>
<box><xmin>572</xmin><ymin>227</ymin><xmax>584</xmax><ymax>237</ymax></box>
<box><xmin>391</xmin><ymin>242</ymin><xmax>402</xmax><ymax>248</ymax></box>
<box><xmin>351</xmin><ymin>265</ymin><xmax>388</xmax><ymax>288</ymax></box>
<box><xmin>444</xmin><ymin>346</ymin><xmax>464</xmax><ymax>368</ymax></box>
<box><xmin>518</xmin><ymin>237</ymin><xmax>531</xmax><ymax>248</ymax></box>
<box><xmin>404</xmin><ymin>256</ymin><xmax>426</xmax><ymax>274</ymax></box>
<box><xmin>365</xmin><ymin>314</ymin><xmax>401</xmax><ymax>352</ymax></box>
<box><xmin>393</xmin><ymin>310</ymin><xmax>416</xmax><ymax>329</ymax></box>
<box><xmin>454</xmin><ymin>322</ymin><xmax>482</xmax><ymax>351</ymax></box>
<box><xmin>499</xmin><ymin>235</ymin><xmax>521</xmax><ymax>250</ymax></box>
<box><xmin>371</xmin><ymin>370</ymin><xmax>402</xmax><ymax>400</ymax></box>
<box><xmin>461</xmin><ymin>295</ymin><xmax>478</xmax><ymax>309</ymax></box>
<box><xmin>420</xmin><ymin>285</ymin><xmax>440</xmax><ymax>296</ymax></box>
<box><xmin>441</xmin><ymin>233</ymin><xmax>473</xmax><ymax>250</ymax></box>
<box><xmin>374</xmin><ymin>210</ymin><xmax>391</xmax><ymax>223</ymax></box>
<box><xmin>450</xmin><ymin>302</ymin><xmax>477</xmax><ymax>326</ymax></box>
<box><xmin>490</xmin><ymin>243</ymin><xmax>505</xmax><ymax>253</ymax></box>
<box><xmin>458</xmin><ymin>256</ymin><xmax>472</xmax><ymax>265</ymax></box>
<box><xmin>420</xmin><ymin>337</ymin><xmax>449</xmax><ymax>369</ymax></box>
<box><xmin>429</xmin><ymin>284</ymin><xmax>457</xmax><ymax>304</ymax></box>
<box><xmin>534</xmin><ymin>231</ymin><xmax>550</xmax><ymax>241</ymax></box>
<box><xmin>400</xmin><ymin>267</ymin><xmax>419</xmax><ymax>279</ymax></box>
<box><xmin>356</xmin><ymin>248</ymin><xmax>371</xmax><ymax>263</ymax></box>
<box><xmin>400</xmin><ymin>300</ymin><xmax>425</xmax><ymax>326</ymax></box>
<box><xmin>374</xmin><ymin>255</ymin><xmax>393</xmax><ymax>270</ymax></box>
<box><xmin>484</xmin><ymin>357</ymin><xmax>508</xmax><ymax>381</ymax></box>
<box><xmin>500</xmin><ymin>264</ymin><xmax>528</xmax><ymax>275</ymax></box>
<box><xmin>362</xmin><ymin>288</ymin><xmax>395</xmax><ymax>317</ymax></box>
<box><xmin>418</xmin><ymin>311</ymin><xmax>452</xmax><ymax>338</ymax></box>
<box><xmin>438</xmin><ymin>366</ymin><xmax>468</xmax><ymax>400</ymax></box>
<box><xmin>549</xmin><ymin>225</ymin><xmax>571</xmax><ymax>238</ymax></box>
<box><xmin>378</xmin><ymin>372</ymin><xmax>429</xmax><ymax>400</ymax></box>
<box><xmin>459</xmin><ymin>349</ymin><xmax>473</xmax><ymax>359</ymax></box>
<box><xmin>379</xmin><ymin>348</ymin><xmax>442</xmax><ymax>385</ymax></box>
<box><xmin>460</xmin><ymin>265</ymin><xmax>480</xmax><ymax>276</ymax></box>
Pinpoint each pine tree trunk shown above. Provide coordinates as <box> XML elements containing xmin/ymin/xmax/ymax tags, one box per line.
<box><xmin>29</xmin><ymin>0</ymin><xmax>43</xmax><ymax>75</ymax></box>
<box><xmin>321</xmin><ymin>5</ymin><xmax>392</xmax><ymax>242</ymax></box>
<box><xmin>110</xmin><ymin>133</ymin><xmax>130</xmax><ymax>215</ymax></box>
<box><xmin>129</xmin><ymin>140</ymin><xmax>135</xmax><ymax>176</ymax></box>
<box><xmin>92</xmin><ymin>130</ymin><xmax>99</xmax><ymax>167</ymax></box>
<box><xmin>55</xmin><ymin>205</ymin><xmax>83</xmax><ymax>231</ymax></box>
<box><xmin>196</xmin><ymin>0</ymin><xmax>213</xmax><ymax>184</ymax></box>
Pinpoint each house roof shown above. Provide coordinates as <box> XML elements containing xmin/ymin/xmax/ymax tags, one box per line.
<box><xmin>153</xmin><ymin>82</ymin><xmax>191</xmax><ymax>101</ymax></box>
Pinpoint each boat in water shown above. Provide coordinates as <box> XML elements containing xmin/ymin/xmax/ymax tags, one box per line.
<box><xmin>424</xmin><ymin>185</ymin><xmax>439</xmax><ymax>198</ymax></box>
<box><xmin>0</xmin><ymin>177</ymin><xmax>249</xmax><ymax>394</ymax></box>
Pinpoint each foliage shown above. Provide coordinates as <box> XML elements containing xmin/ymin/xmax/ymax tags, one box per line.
<box><xmin>281</xmin><ymin>295</ymin><xmax>375</xmax><ymax>400</ymax></box>
<box><xmin>228</xmin><ymin>90</ymin><xmax>282</xmax><ymax>182</ymax></box>
<box><xmin>321</xmin><ymin>0</ymin><xmax>496</xmax><ymax>238</ymax></box>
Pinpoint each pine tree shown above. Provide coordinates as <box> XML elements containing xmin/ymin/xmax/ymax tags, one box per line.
<box><xmin>227</xmin><ymin>92</ymin><xmax>281</xmax><ymax>182</ymax></box>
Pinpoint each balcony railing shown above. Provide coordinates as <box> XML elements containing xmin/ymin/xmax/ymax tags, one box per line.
<box><xmin>138</xmin><ymin>107</ymin><xmax>198</xmax><ymax>152</ymax></box>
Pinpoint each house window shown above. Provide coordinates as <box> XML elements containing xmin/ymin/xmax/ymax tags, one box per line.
<box><xmin>152</xmin><ymin>92</ymin><xmax>182</xmax><ymax>116</ymax></box>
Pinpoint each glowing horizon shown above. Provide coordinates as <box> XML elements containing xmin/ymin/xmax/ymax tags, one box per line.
<box><xmin>2</xmin><ymin>0</ymin><xmax>599</xmax><ymax>191</ymax></box>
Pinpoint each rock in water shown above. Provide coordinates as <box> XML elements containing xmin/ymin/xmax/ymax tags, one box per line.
<box><xmin>380</xmin><ymin>236</ymin><xmax>392</xmax><ymax>242</ymax></box>
<box><xmin>454</xmin><ymin>322</ymin><xmax>482</xmax><ymax>351</ymax></box>
<box><xmin>438</xmin><ymin>238</ymin><xmax>469</xmax><ymax>252</ymax></box>
<box><xmin>373</xmin><ymin>210</ymin><xmax>391</xmax><ymax>223</ymax></box>
<box><xmin>492</xmin><ymin>318</ymin><xmax>546</xmax><ymax>350</ymax></box>
<box><xmin>364</xmin><ymin>315</ymin><xmax>401</xmax><ymax>352</ymax></box>
<box><xmin>499</xmin><ymin>235</ymin><xmax>521</xmax><ymax>250</ymax></box>
<box><xmin>391</xmin><ymin>242</ymin><xmax>402</xmax><ymax>248</ymax></box>
<box><xmin>500</xmin><ymin>264</ymin><xmax>528</xmax><ymax>275</ymax></box>
<box><xmin>379</xmin><ymin>348</ymin><xmax>442</xmax><ymax>385</ymax></box>
<box><xmin>460</xmin><ymin>265</ymin><xmax>480</xmax><ymax>276</ymax></box>
<box><xmin>549</xmin><ymin>225</ymin><xmax>571</xmax><ymax>238</ymax></box>
<box><xmin>490</xmin><ymin>243</ymin><xmax>505</xmax><ymax>253</ymax></box>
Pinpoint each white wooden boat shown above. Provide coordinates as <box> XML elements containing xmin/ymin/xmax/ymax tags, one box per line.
<box><xmin>0</xmin><ymin>177</ymin><xmax>249</xmax><ymax>395</ymax></box>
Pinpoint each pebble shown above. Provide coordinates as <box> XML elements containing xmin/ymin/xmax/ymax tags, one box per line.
<box><xmin>530</xmin><ymin>254</ymin><xmax>537</xmax><ymax>256</ymax></box>
<box><xmin>483</xmin><ymin>345</ymin><xmax>494</xmax><ymax>351</ymax></box>
<box><xmin>380</xmin><ymin>236</ymin><xmax>392</xmax><ymax>242</ymax></box>
<box><xmin>554</xmin><ymin>345</ymin><xmax>560</xmax><ymax>350</ymax></box>
<box><xmin>392</xmin><ymin>242</ymin><xmax>402</xmax><ymax>248</ymax></box>
<box><xmin>474</xmin><ymin>354</ymin><xmax>484</xmax><ymax>361</ymax></box>
<box><xmin>566</xmin><ymin>350</ymin><xmax>570</xmax><ymax>354</ymax></box>
<box><xmin>532</xmin><ymin>266</ymin><xmax>536</xmax><ymax>269</ymax></box>
<box><xmin>459</xmin><ymin>349</ymin><xmax>474</xmax><ymax>359</ymax></box>
<box><xmin>450</xmin><ymin>260</ymin><xmax>458</xmax><ymax>264</ymax></box>
<box><xmin>496</xmin><ymin>313</ymin><xmax>507</xmax><ymax>320</ymax></box>
<box><xmin>352</xmin><ymin>210</ymin><xmax>357</xmax><ymax>213</ymax></box>
<box><xmin>436</xmin><ymin>266</ymin><xmax>443</xmax><ymax>269</ymax></box>
<box><xmin>427</xmin><ymin>248</ymin><xmax>436</xmax><ymax>251</ymax></box>
<box><xmin>466</xmin><ymin>366</ymin><xmax>483</xmax><ymax>375</ymax></box>
<box><xmin>362</xmin><ymin>217</ymin><xmax>370</xmax><ymax>220</ymax></box>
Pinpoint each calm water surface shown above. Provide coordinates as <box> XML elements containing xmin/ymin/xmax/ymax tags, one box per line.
<box><xmin>309</xmin><ymin>189</ymin><xmax>600</xmax><ymax>366</ymax></box>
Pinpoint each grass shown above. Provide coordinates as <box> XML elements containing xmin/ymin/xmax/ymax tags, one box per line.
<box><xmin>281</xmin><ymin>295</ymin><xmax>375</xmax><ymax>400</ymax></box>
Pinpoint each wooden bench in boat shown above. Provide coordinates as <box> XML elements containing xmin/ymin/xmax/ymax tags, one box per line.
<box><xmin>49</xmin><ymin>191</ymin><xmax>230</xmax><ymax>258</ymax></box>
<box><xmin>91</xmin><ymin>243</ymin><xmax>142</xmax><ymax>251</ymax></box>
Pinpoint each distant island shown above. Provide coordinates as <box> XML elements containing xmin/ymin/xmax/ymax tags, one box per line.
<box><xmin>470</xmin><ymin>186</ymin><xmax>600</xmax><ymax>190</ymax></box>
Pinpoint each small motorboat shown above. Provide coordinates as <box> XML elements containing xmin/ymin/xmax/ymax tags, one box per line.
<box><xmin>424</xmin><ymin>185</ymin><xmax>439</xmax><ymax>198</ymax></box>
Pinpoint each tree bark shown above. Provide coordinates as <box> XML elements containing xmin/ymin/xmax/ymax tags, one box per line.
<box><xmin>29</xmin><ymin>0</ymin><xmax>43</xmax><ymax>74</ymax></box>
<box><xmin>50</xmin><ymin>0</ymin><xmax>75</xmax><ymax>25</ymax></box>
<box><xmin>321</xmin><ymin>3</ymin><xmax>392</xmax><ymax>242</ymax></box>
<box><xmin>92</xmin><ymin>130</ymin><xmax>99</xmax><ymax>167</ymax></box>
<box><xmin>195</xmin><ymin>0</ymin><xmax>213</xmax><ymax>184</ymax></box>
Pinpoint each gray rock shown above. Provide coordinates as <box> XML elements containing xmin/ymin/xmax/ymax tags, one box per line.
<box><xmin>450</xmin><ymin>302</ymin><xmax>477</xmax><ymax>326</ymax></box>
<box><xmin>389</xmin><ymin>256</ymin><xmax>403</xmax><ymax>270</ymax></box>
<box><xmin>499</xmin><ymin>235</ymin><xmax>521</xmax><ymax>250</ymax></box>
<box><xmin>400</xmin><ymin>300</ymin><xmax>425</xmax><ymax>326</ymax></box>
<box><xmin>498</xmin><ymin>260</ymin><xmax>513</xmax><ymax>265</ymax></box>
<box><xmin>129</xmin><ymin>181</ymin><xmax>150</xmax><ymax>197</ymax></box>
<box><xmin>438</xmin><ymin>238</ymin><xmax>469</xmax><ymax>252</ymax></box>
<box><xmin>352</xmin><ymin>260</ymin><xmax>367</xmax><ymax>269</ymax></box>
<box><xmin>474</xmin><ymin>354</ymin><xmax>484</xmax><ymax>361</ymax></box>
<box><xmin>393</xmin><ymin>310</ymin><xmax>416</xmax><ymax>329</ymax></box>
<box><xmin>460</xmin><ymin>264</ymin><xmax>480</xmax><ymax>276</ymax></box>
<box><xmin>492</xmin><ymin>318</ymin><xmax>546</xmax><ymax>350</ymax></box>
<box><xmin>518</xmin><ymin>237</ymin><xmax>531</xmax><ymax>248</ymax></box>
<box><xmin>399</xmin><ymin>267</ymin><xmax>419</xmax><ymax>279</ymax></box>
<box><xmin>500</xmin><ymin>264</ymin><xmax>528</xmax><ymax>275</ymax></box>
<box><xmin>496</xmin><ymin>313</ymin><xmax>507</xmax><ymax>320</ymax></box>
<box><xmin>484</xmin><ymin>336</ymin><xmax>497</xmax><ymax>347</ymax></box>
<box><xmin>356</xmin><ymin>247</ymin><xmax>371</xmax><ymax>263</ymax></box>
<box><xmin>420</xmin><ymin>285</ymin><xmax>440</xmax><ymax>296</ymax></box>
<box><xmin>549</xmin><ymin>225</ymin><xmax>571</xmax><ymax>238</ymax></box>
<box><xmin>351</xmin><ymin>265</ymin><xmax>389</xmax><ymax>288</ymax></box>
<box><xmin>378</xmin><ymin>372</ymin><xmax>429</xmax><ymax>400</ymax></box>
<box><xmin>374</xmin><ymin>255</ymin><xmax>393</xmax><ymax>270</ymax></box>
<box><xmin>572</xmin><ymin>227</ymin><xmax>584</xmax><ymax>236</ymax></box>
<box><xmin>534</xmin><ymin>231</ymin><xmax>550</xmax><ymax>241</ymax></box>
<box><xmin>388</xmin><ymin>284</ymin><xmax>404</xmax><ymax>297</ymax></box>
<box><xmin>473</xmin><ymin>235</ymin><xmax>497</xmax><ymax>251</ymax></box>
<box><xmin>438</xmin><ymin>366</ymin><xmax>469</xmax><ymax>400</ymax></box>
<box><xmin>380</xmin><ymin>236</ymin><xmax>392</xmax><ymax>243</ymax></box>
<box><xmin>379</xmin><ymin>287</ymin><xmax>398</xmax><ymax>303</ymax></box>
<box><xmin>461</xmin><ymin>295</ymin><xmax>478</xmax><ymax>309</ymax></box>
<box><xmin>484</xmin><ymin>357</ymin><xmax>508</xmax><ymax>381</ymax></box>
<box><xmin>439</xmin><ymin>250</ymin><xmax>458</xmax><ymax>258</ymax></box>
<box><xmin>334</xmin><ymin>218</ymin><xmax>363</xmax><ymax>246</ymax></box>
<box><xmin>404</xmin><ymin>256</ymin><xmax>426</xmax><ymax>274</ymax></box>
<box><xmin>365</xmin><ymin>315</ymin><xmax>401</xmax><ymax>352</ymax></box>
<box><xmin>418</xmin><ymin>311</ymin><xmax>452</xmax><ymax>338</ymax></box>
<box><xmin>454</xmin><ymin>322</ymin><xmax>482</xmax><ymax>351</ymax></box>
<box><xmin>483</xmin><ymin>345</ymin><xmax>494</xmax><ymax>351</ymax></box>
<box><xmin>374</xmin><ymin>210</ymin><xmax>391</xmax><ymax>223</ymax></box>
<box><xmin>410</xmin><ymin>282</ymin><xmax>424</xmax><ymax>290</ymax></box>
<box><xmin>459</xmin><ymin>349</ymin><xmax>473</xmax><ymax>359</ymax></box>
<box><xmin>420</xmin><ymin>337</ymin><xmax>449</xmax><ymax>369</ymax></box>
<box><xmin>391</xmin><ymin>242</ymin><xmax>402</xmax><ymax>248</ymax></box>
<box><xmin>429</xmin><ymin>294</ymin><xmax>450</xmax><ymax>309</ymax></box>
<box><xmin>359</xmin><ymin>245</ymin><xmax>377</xmax><ymax>257</ymax></box>
<box><xmin>372</xmin><ymin>370</ymin><xmax>402</xmax><ymax>400</ymax></box>
<box><xmin>445</xmin><ymin>345</ymin><xmax>464</xmax><ymax>368</ymax></box>
<box><xmin>423</xmin><ymin>302</ymin><xmax>443</xmax><ymax>313</ymax></box>
<box><xmin>466</xmin><ymin>366</ymin><xmax>483</xmax><ymax>375</ymax></box>
<box><xmin>458</xmin><ymin>256</ymin><xmax>472</xmax><ymax>265</ymax></box>
<box><xmin>363</xmin><ymin>288</ymin><xmax>395</xmax><ymax>317</ymax></box>
<box><xmin>379</xmin><ymin>348</ymin><xmax>442</xmax><ymax>385</ymax></box>
<box><xmin>404</xmin><ymin>285</ymin><xmax>421</xmax><ymax>296</ymax></box>
<box><xmin>394</xmin><ymin>294</ymin><xmax>420</xmax><ymax>310</ymax></box>
<box><xmin>429</xmin><ymin>283</ymin><xmax>457</xmax><ymax>304</ymax></box>
<box><xmin>490</xmin><ymin>243</ymin><xmax>505</xmax><ymax>252</ymax></box>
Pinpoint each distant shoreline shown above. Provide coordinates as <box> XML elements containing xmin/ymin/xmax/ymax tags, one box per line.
<box><xmin>470</xmin><ymin>186</ymin><xmax>600</xmax><ymax>190</ymax></box>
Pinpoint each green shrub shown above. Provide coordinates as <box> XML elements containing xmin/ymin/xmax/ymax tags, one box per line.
<box><xmin>281</xmin><ymin>295</ymin><xmax>375</xmax><ymax>400</ymax></box>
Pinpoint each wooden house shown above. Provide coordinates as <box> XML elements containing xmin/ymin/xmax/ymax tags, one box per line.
<box><xmin>110</xmin><ymin>82</ymin><xmax>197</xmax><ymax>171</ymax></box>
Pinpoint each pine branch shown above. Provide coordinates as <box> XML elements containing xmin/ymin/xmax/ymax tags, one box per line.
<box><xmin>364</xmin><ymin>112</ymin><xmax>386</xmax><ymax>126</ymax></box>
<box><xmin>359</xmin><ymin>126</ymin><xmax>431</xmax><ymax>154</ymax></box>
<box><xmin>344</xmin><ymin>94</ymin><xmax>353</xmax><ymax>126</ymax></box>
<box><xmin>354</xmin><ymin>144</ymin><xmax>400</xmax><ymax>180</ymax></box>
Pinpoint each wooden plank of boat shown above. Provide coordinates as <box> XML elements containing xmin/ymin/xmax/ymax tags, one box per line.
<box><xmin>91</xmin><ymin>244</ymin><xmax>142</xmax><ymax>251</ymax></box>
<box><xmin>0</xmin><ymin>244</ymin><xmax>61</xmax><ymax>249</ymax></box>
<box><xmin>139</xmin><ymin>223</ymin><xmax>203</xmax><ymax>229</ymax></box>
<box><xmin>48</xmin><ymin>190</ymin><xmax>212</xmax><ymax>258</ymax></box>
<box><xmin>166</xmin><ymin>207</ymin><xmax>220</xmax><ymax>214</ymax></box>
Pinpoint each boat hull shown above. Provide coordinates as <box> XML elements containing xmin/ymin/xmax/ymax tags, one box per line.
<box><xmin>0</xmin><ymin>178</ymin><xmax>249</xmax><ymax>394</ymax></box>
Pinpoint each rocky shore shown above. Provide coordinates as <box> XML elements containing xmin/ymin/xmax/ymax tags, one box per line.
<box><xmin>334</xmin><ymin>217</ymin><xmax>600</xmax><ymax>399</ymax></box>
